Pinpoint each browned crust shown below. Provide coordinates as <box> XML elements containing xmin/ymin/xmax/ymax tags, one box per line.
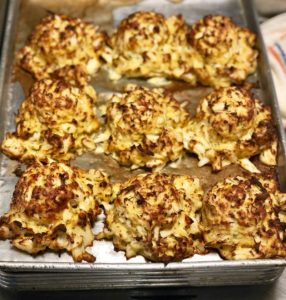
<box><xmin>97</xmin><ymin>173</ymin><xmax>206</xmax><ymax>262</ymax></box>
<box><xmin>202</xmin><ymin>173</ymin><xmax>286</xmax><ymax>259</ymax></box>
<box><xmin>0</xmin><ymin>162</ymin><xmax>112</xmax><ymax>262</ymax></box>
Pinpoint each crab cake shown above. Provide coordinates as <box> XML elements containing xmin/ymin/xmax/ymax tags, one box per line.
<box><xmin>276</xmin><ymin>192</ymin><xmax>286</xmax><ymax>244</ymax></box>
<box><xmin>97</xmin><ymin>85</ymin><xmax>189</xmax><ymax>169</ymax></box>
<box><xmin>190</xmin><ymin>15</ymin><xmax>258</xmax><ymax>87</ymax></box>
<box><xmin>97</xmin><ymin>173</ymin><xmax>206</xmax><ymax>262</ymax></box>
<box><xmin>202</xmin><ymin>174</ymin><xmax>286</xmax><ymax>260</ymax></box>
<box><xmin>1</xmin><ymin>79</ymin><xmax>99</xmax><ymax>163</ymax></box>
<box><xmin>184</xmin><ymin>87</ymin><xmax>277</xmax><ymax>172</ymax></box>
<box><xmin>51</xmin><ymin>64</ymin><xmax>91</xmax><ymax>87</ymax></box>
<box><xmin>102</xmin><ymin>11</ymin><xmax>203</xmax><ymax>84</ymax></box>
<box><xmin>103</xmin><ymin>12</ymin><xmax>257</xmax><ymax>87</ymax></box>
<box><xmin>16</xmin><ymin>14</ymin><xmax>106</xmax><ymax>83</ymax></box>
<box><xmin>0</xmin><ymin>162</ymin><xmax>112</xmax><ymax>262</ymax></box>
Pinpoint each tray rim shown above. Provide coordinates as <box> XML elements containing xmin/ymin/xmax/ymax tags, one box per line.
<box><xmin>0</xmin><ymin>258</ymin><xmax>285</xmax><ymax>273</ymax></box>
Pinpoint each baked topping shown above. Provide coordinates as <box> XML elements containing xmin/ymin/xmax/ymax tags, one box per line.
<box><xmin>102</xmin><ymin>11</ymin><xmax>202</xmax><ymax>84</ymax></box>
<box><xmin>97</xmin><ymin>173</ymin><xmax>206</xmax><ymax>262</ymax></box>
<box><xmin>202</xmin><ymin>173</ymin><xmax>286</xmax><ymax>259</ymax></box>
<box><xmin>0</xmin><ymin>162</ymin><xmax>112</xmax><ymax>262</ymax></box>
<box><xmin>190</xmin><ymin>15</ymin><xmax>258</xmax><ymax>87</ymax></box>
<box><xmin>16</xmin><ymin>14</ymin><xmax>107</xmax><ymax>83</ymax></box>
<box><xmin>1</xmin><ymin>79</ymin><xmax>99</xmax><ymax>163</ymax></box>
<box><xmin>184</xmin><ymin>87</ymin><xmax>277</xmax><ymax>172</ymax></box>
<box><xmin>99</xmin><ymin>85</ymin><xmax>189</xmax><ymax>169</ymax></box>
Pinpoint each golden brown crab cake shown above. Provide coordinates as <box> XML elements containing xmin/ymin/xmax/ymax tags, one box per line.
<box><xmin>276</xmin><ymin>192</ymin><xmax>286</xmax><ymax>244</ymax></box>
<box><xmin>102</xmin><ymin>11</ymin><xmax>203</xmax><ymax>84</ymax></box>
<box><xmin>1</xmin><ymin>79</ymin><xmax>99</xmax><ymax>163</ymax></box>
<box><xmin>202</xmin><ymin>174</ymin><xmax>286</xmax><ymax>259</ymax></box>
<box><xmin>97</xmin><ymin>173</ymin><xmax>206</xmax><ymax>262</ymax></box>
<box><xmin>184</xmin><ymin>87</ymin><xmax>277</xmax><ymax>172</ymax></box>
<box><xmin>190</xmin><ymin>15</ymin><xmax>258</xmax><ymax>87</ymax></box>
<box><xmin>0</xmin><ymin>162</ymin><xmax>112</xmax><ymax>262</ymax></box>
<box><xmin>16</xmin><ymin>14</ymin><xmax>106</xmax><ymax>82</ymax></box>
<box><xmin>51</xmin><ymin>64</ymin><xmax>91</xmax><ymax>87</ymax></box>
<box><xmin>97</xmin><ymin>85</ymin><xmax>190</xmax><ymax>169</ymax></box>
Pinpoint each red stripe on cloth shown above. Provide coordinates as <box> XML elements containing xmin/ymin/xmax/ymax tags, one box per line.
<box><xmin>269</xmin><ymin>46</ymin><xmax>286</xmax><ymax>76</ymax></box>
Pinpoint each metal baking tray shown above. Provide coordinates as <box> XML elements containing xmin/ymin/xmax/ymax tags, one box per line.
<box><xmin>0</xmin><ymin>0</ymin><xmax>286</xmax><ymax>290</ymax></box>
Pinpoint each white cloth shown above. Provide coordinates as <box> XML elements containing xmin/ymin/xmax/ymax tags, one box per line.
<box><xmin>261</xmin><ymin>14</ymin><xmax>286</xmax><ymax>127</ymax></box>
